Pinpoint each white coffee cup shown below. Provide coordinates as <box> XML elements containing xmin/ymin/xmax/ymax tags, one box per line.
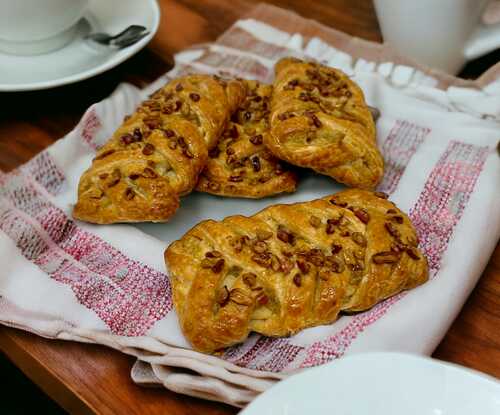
<box><xmin>0</xmin><ymin>0</ymin><xmax>90</xmax><ymax>55</ymax></box>
<box><xmin>374</xmin><ymin>0</ymin><xmax>500</xmax><ymax>74</ymax></box>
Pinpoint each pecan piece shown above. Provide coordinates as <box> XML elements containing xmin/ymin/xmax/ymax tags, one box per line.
<box><xmin>229</xmin><ymin>175</ymin><xmax>243</xmax><ymax>182</ymax></box>
<box><xmin>331</xmin><ymin>244</ymin><xmax>342</xmax><ymax>255</ymax></box>
<box><xmin>189</xmin><ymin>93</ymin><xmax>200</xmax><ymax>102</ymax></box>
<box><xmin>257</xmin><ymin>293</ymin><xmax>269</xmax><ymax>305</ymax></box>
<box><xmin>230</xmin><ymin>288</ymin><xmax>252</xmax><ymax>306</ymax></box>
<box><xmin>390</xmin><ymin>215</ymin><xmax>404</xmax><ymax>224</ymax></box>
<box><xmin>326</xmin><ymin>219</ymin><xmax>336</xmax><ymax>235</ymax></box>
<box><xmin>142</xmin><ymin>167</ymin><xmax>157</xmax><ymax>178</ymax></box>
<box><xmin>183</xmin><ymin>148</ymin><xmax>194</xmax><ymax>158</ymax></box>
<box><xmin>293</xmin><ymin>273</ymin><xmax>302</xmax><ymax>287</ymax></box>
<box><xmin>406</xmin><ymin>247</ymin><xmax>420</xmax><ymax>260</ymax></box>
<box><xmin>164</xmin><ymin>129</ymin><xmax>175</xmax><ymax>138</ymax></box>
<box><xmin>205</xmin><ymin>250</ymin><xmax>222</xmax><ymax>258</ymax></box>
<box><xmin>216</xmin><ymin>286</ymin><xmax>230</xmax><ymax>307</ymax></box>
<box><xmin>296</xmin><ymin>257</ymin><xmax>310</xmax><ymax>274</ymax></box>
<box><xmin>252</xmin><ymin>253</ymin><xmax>271</xmax><ymax>268</ymax></box>
<box><xmin>309</xmin><ymin>215</ymin><xmax>321</xmax><ymax>228</ymax></box>
<box><xmin>354</xmin><ymin>208</ymin><xmax>370</xmax><ymax>224</ymax></box>
<box><xmin>256</xmin><ymin>230</ymin><xmax>273</xmax><ymax>241</ymax></box>
<box><xmin>142</xmin><ymin>143</ymin><xmax>155</xmax><ymax>155</ymax></box>
<box><xmin>242</xmin><ymin>272</ymin><xmax>257</xmax><ymax>287</ymax></box>
<box><xmin>280</xmin><ymin>258</ymin><xmax>294</xmax><ymax>274</ymax></box>
<box><xmin>372</xmin><ymin>251</ymin><xmax>400</xmax><ymax>264</ymax></box>
<box><xmin>124</xmin><ymin>188</ymin><xmax>135</xmax><ymax>200</ymax></box>
<box><xmin>211</xmin><ymin>258</ymin><xmax>225</xmax><ymax>273</ymax></box>
<box><xmin>249</xmin><ymin>134</ymin><xmax>263</xmax><ymax>145</ymax></box>
<box><xmin>329</xmin><ymin>198</ymin><xmax>347</xmax><ymax>207</ymax></box>
<box><xmin>385</xmin><ymin>222</ymin><xmax>400</xmax><ymax>238</ymax></box>
<box><xmin>270</xmin><ymin>255</ymin><xmax>282</xmax><ymax>272</ymax></box>
<box><xmin>252</xmin><ymin>240</ymin><xmax>268</xmax><ymax>254</ymax></box>
<box><xmin>352</xmin><ymin>232</ymin><xmax>367</xmax><ymax>247</ymax></box>
<box><xmin>277</xmin><ymin>226</ymin><xmax>295</xmax><ymax>245</ymax></box>
<box><xmin>251</xmin><ymin>156</ymin><xmax>261</xmax><ymax>172</ymax></box>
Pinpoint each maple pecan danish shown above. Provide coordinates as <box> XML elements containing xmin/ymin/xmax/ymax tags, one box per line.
<box><xmin>165</xmin><ymin>189</ymin><xmax>428</xmax><ymax>353</ymax></box>
<box><xmin>73</xmin><ymin>75</ymin><xmax>246</xmax><ymax>224</ymax></box>
<box><xmin>196</xmin><ymin>80</ymin><xmax>297</xmax><ymax>198</ymax></box>
<box><xmin>266</xmin><ymin>57</ymin><xmax>384</xmax><ymax>189</ymax></box>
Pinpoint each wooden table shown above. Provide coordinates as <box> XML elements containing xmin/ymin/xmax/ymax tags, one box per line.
<box><xmin>0</xmin><ymin>1</ymin><xmax>499</xmax><ymax>414</ymax></box>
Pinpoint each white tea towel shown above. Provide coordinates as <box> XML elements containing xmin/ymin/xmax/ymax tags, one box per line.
<box><xmin>1</xmin><ymin>4</ymin><xmax>499</xmax><ymax>407</ymax></box>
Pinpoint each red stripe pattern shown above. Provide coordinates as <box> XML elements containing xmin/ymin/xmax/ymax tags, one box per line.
<box><xmin>378</xmin><ymin>120</ymin><xmax>431</xmax><ymax>194</ymax></box>
<box><xmin>0</xmin><ymin>156</ymin><xmax>172</xmax><ymax>337</ymax></box>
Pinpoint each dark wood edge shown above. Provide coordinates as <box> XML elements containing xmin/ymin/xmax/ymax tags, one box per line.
<box><xmin>0</xmin><ymin>328</ymin><xmax>95</xmax><ymax>415</ymax></box>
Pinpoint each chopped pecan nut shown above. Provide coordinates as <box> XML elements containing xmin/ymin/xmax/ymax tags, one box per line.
<box><xmin>372</xmin><ymin>251</ymin><xmax>399</xmax><ymax>264</ymax></box>
<box><xmin>230</xmin><ymin>288</ymin><xmax>252</xmax><ymax>306</ymax></box>
<box><xmin>390</xmin><ymin>215</ymin><xmax>404</xmax><ymax>224</ymax></box>
<box><xmin>124</xmin><ymin>188</ymin><xmax>135</xmax><ymax>200</ymax></box>
<box><xmin>352</xmin><ymin>232</ymin><xmax>367</xmax><ymax>247</ymax></box>
<box><xmin>256</xmin><ymin>230</ymin><xmax>273</xmax><ymax>241</ymax></box>
<box><xmin>354</xmin><ymin>208</ymin><xmax>370</xmax><ymax>224</ymax></box>
<box><xmin>216</xmin><ymin>286</ymin><xmax>230</xmax><ymax>306</ymax></box>
<box><xmin>211</xmin><ymin>258</ymin><xmax>225</xmax><ymax>273</ymax></box>
<box><xmin>385</xmin><ymin>222</ymin><xmax>400</xmax><ymax>238</ymax></box>
<box><xmin>142</xmin><ymin>143</ymin><xmax>155</xmax><ymax>155</ymax></box>
<box><xmin>296</xmin><ymin>257</ymin><xmax>310</xmax><ymax>274</ymax></box>
<box><xmin>309</xmin><ymin>215</ymin><xmax>321</xmax><ymax>228</ymax></box>
<box><xmin>249</xmin><ymin>134</ymin><xmax>263</xmax><ymax>145</ymax></box>
<box><xmin>331</xmin><ymin>244</ymin><xmax>342</xmax><ymax>255</ymax></box>
<box><xmin>189</xmin><ymin>93</ymin><xmax>200</xmax><ymax>102</ymax></box>
<box><xmin>252</xmin><ymin>253</ymin><xmax>271</xmax><ymax>268</ymax></box>
<box><xmin>242</xmin><ymin>272</ymin><xmax>257</xmax><ymax>287</ymax></box>
<box><xmin>142</xmin><ymin>167</ymin><xmax>157</xmax><ymax>178</ymax></box>
<box><xmin>293</xmin><ymin>273</ymin><xmax>302</xmax><ymax>287</ymax></box>
<box><xmin>374</xmin><ymin>191</ymin><xmax>388</xmax><ymax>199</ymax></box>
<box><xmin>251</xmin><ymin>156</ymin><xmax>261</xmax><ymax>172</ymax></box>
<box><xmin>406</xmin><ymin>247</ymin><xmax>420</xmax><ymax>260</ymax></box>
<box><xmin>252</xmin><ymin>240</ymin><xmax>268</xmax><ymax>254</ymax></box>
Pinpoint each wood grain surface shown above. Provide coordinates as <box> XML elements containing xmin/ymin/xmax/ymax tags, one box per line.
<box><xmin>0</xmin><ymin>1</ymin><xmax>498</xmax><ymax>414</ymax></box>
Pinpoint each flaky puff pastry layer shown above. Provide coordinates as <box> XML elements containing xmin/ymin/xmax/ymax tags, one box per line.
<box><xmin>196</xmin><ymin>80</ymin><xmax>297</xmax><ymax>198</ymax></box>
<box><xmin>73</xmin><ymin>75</ymin><xmax>246</xmax><ymax>224</ymax></box>
<box><xmin>265</xmin><ymin>58</ymin><xmax>384</xmax><ymax>189</ymax></box>
<box><xmin>165</xmin><ymin>189</ymin><xmax>428</xmax><ymax>354</ymax></box>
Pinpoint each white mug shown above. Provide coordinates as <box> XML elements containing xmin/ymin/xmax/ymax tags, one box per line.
<box><xmin>374</xmin><ymin>0</ymin><xmax>500</xmax><ymax>74</ymax></box>
<box><xmin>0</xmin><ymin>0</ymin><xmax>90</xmax><ymax>55</ymax></box>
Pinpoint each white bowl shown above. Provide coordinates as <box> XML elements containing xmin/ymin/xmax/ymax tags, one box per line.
<box><xmin>241</xmin><ymin>353</ymin><xmax>500</xmax><ymax>415</ymax></box>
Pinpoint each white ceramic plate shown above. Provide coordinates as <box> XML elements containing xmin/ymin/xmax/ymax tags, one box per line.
<box><xmin>240</xmin><ymin>353</ymin><xmax>500</xmax><ymax>415</ymax></box>
<box><xmin>0</xmin><ymin>0</ymin><xmax>160</xmax><ymax>91</ymax></box>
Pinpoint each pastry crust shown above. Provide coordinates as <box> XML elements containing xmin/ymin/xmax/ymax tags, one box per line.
<box><xmin>265</xmin><ymin>57</ymin><xmax>384</xmax><ymax>189</ymax></box>
<box><xmin>196</xmin><ymin>80</ymin><xmax>297</xmax><ymax>198</ymax></box>
<box><xmin>165</xmin><ymin>189</ymin><xmax>428</xmax><ymax>353</ymax></box>
<box><xmin>73</xmin><ymin>75</ymin><xmax>246</xmax><ymax>224</ymax></box>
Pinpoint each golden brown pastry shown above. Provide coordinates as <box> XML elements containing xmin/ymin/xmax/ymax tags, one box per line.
<box><xmin>165</xmin><ymin>189</ymin><xmax>428</xmax><ymax>353</ymax></box>
<box><xmin>196</xmin><ymin>80</ymin><xmax>297</xmax><ymax>198</ymax></box>
<box><xmin>73</xmin><ymin>75</ymin><xmax>246</xmax><ymax>224</ymax></box>
<box><xmin>266</xmin><ymin>57</ymin><xmax>384</xmax><ymax>189</ymax></box>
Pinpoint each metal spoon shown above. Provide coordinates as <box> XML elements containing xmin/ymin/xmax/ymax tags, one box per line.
<box><xmin>86</xmin><ymin>25</ymin><xmax>149</xmax><ymax>49</ymax></box>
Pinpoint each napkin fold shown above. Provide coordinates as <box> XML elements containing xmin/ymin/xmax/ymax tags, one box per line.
<box><xmin>1</xmin><ymin>4</ymin><xmax>499</xmax><ymax>407</ymax></box>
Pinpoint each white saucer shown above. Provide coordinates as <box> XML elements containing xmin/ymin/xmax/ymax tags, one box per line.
<box><xmin>241</xmin><ymin>353</ymin><xmax>500</xmax><ymax>415</ymax></box>
<box><xmin>0</xmin><ymin>0</ymin><xmax>160</xmax><ymax>91</ymax></box>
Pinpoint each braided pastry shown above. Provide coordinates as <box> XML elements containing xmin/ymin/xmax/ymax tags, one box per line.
<box><xmin>196</xmin><ymin>80</ymin><xmax>297</xmax><ymax>198</ymax></box>
<box><xmin>165</xmin><ymin>189</ymin><xmax>428</xmax><ymax>353</ymax></box>
<box><xmin>73</xmin><ymin>75</ymin><xmax>246</xmax><ymax>224</ymax></box>
<box><xmin>265</xmin><ymin>57</ymin><xmax>384</xmax><ymax>189</ymax></box>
